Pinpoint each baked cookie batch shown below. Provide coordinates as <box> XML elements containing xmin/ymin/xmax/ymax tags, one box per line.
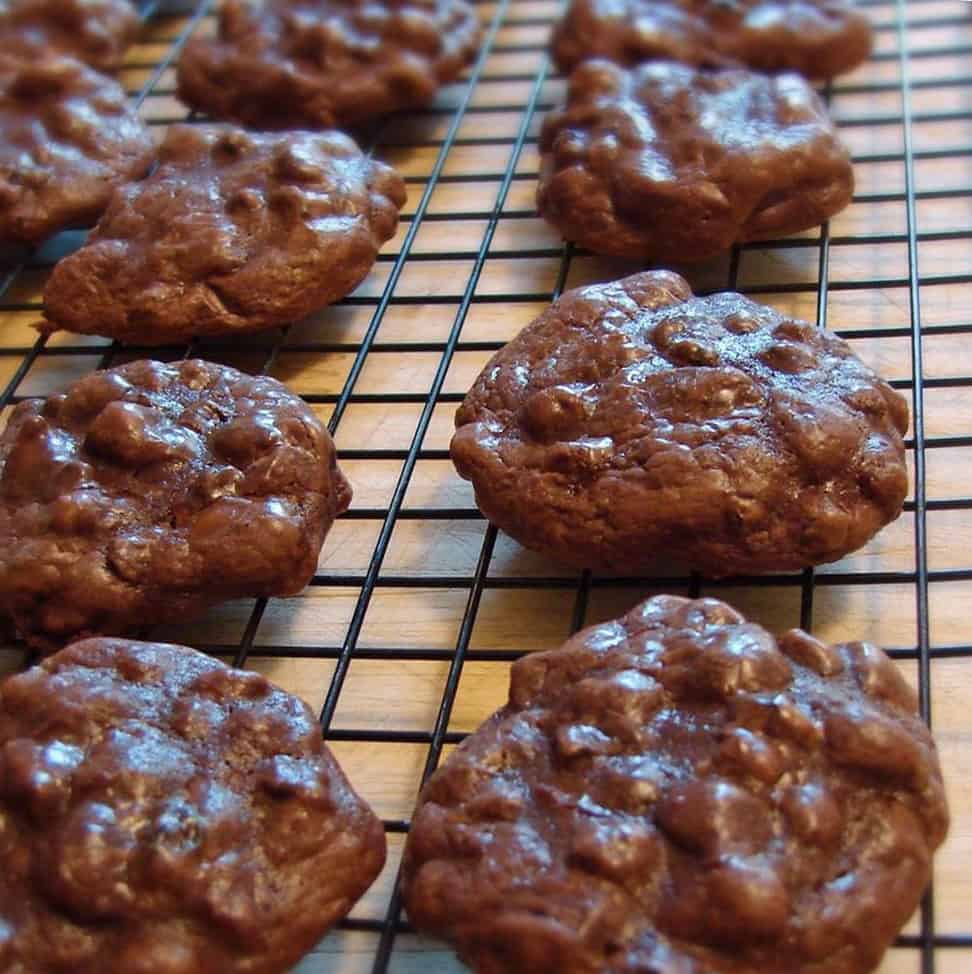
<box><xmin>0</xmin><ymin>2</ymin><xmax>950</xmax><ymax>974</ymax></box>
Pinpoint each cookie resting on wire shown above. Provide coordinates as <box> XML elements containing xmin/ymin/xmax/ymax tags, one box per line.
<box><xmin>0</xmin><ymin>637</ymin><xmax>386</xmax><ymax>974</ymax></box>
<box><xmin>537</xmin><ymin>60</ymin><xmax>854</xmax><ymax>263</ymax></box>
<box><xmin>451</xmin><ymin>270</ymin><xmax>908</xmax><ymax>576</ymax></box>
<box><xmin>177</xmin><ymin>0</ymin><xmax>482</xmax><ymax>129</ymax></box>
<box><xmin>403</xmin><ymin>594</ymin><xmax>948</xmax><ymax>974</ymax></box>
<box><xmin>0</xmin><ymin>0</ymin><xmax>140</xmax><ymax>73</ymax></box>
<box><xmin>551</xmin><ymin>0</ymin><xmax>873</xmax><ymax>80</ymax></box>
<box><xmin>0</xmin><ymin>52</ymin><xmax>152</xmax><ymax>249</ymax></box>
<box><xmin>42</xmin><ymin>124</ymin><xmax>406</xmax><ymax>343</ymax></box>
<box><xmin>0</xmin><ymin>359</ymin><xmax>351</xmax><ymax>651</ymax></box>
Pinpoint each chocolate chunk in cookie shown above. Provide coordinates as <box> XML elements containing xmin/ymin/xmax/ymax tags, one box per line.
<box><xmin>42</xmin><ymin>124</ymin><xmax>406</xmax><ymax>344</ymax></box>
<box><xmin>0</xmin><ymin>636</ymin><xmax>386</xmax><ymax>973</ymax></box>
<box><xmin>176</xmin><ymin>0</ymin><xmax>482</xmax><ymax>130</ymax></box>
<box><xmin>552</xmin><ymin>0</ymin><xmax>873</xmax><ymax>80</ymax></box>
<box><xmin>0</xmin><ymin>359</ymin><xmax>351</xmax><ymax>652</ymax></box>
<box><xmin>0</xmin><ymin>53</ymin><xmax>153</xmax><ymax>249</ymax></box>
<box><xmin>452</xmin><ymin>270</ymin><xmax>909</xmax><ymax>575</ymax></box>
<box><xmin>0</xmin><ymin>0</ymin><xmax>139</xmax><ymax>74</ymax></box>
<box><xmin>538</xmin><ymin>60</ymin><xmax>854</xmax><ymax>262</ymax></box>
<box><xmin>404</xmin><ymin>594</ymin><xmax>948</xmax><ymax>974</ymax></box>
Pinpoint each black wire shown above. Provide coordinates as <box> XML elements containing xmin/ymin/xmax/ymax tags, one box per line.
<box><xmin>895</xmin><ymin>2</ymin><xmax>938</xmax><ymax>972</ymax></box>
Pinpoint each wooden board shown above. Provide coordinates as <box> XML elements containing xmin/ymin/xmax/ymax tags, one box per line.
<box><xmin>1</xmin><ymin>0</ymin><xmax>971</xmax><ymax>971</ymax></box>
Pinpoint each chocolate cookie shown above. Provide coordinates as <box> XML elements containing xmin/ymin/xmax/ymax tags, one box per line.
<box><xmin>42</xmin><ymin>125</ymin><xmax>406</xmax><ymax>344</ymax></box>
<box><xmin>0</xmin><ymin>0</ymin><xmax>139</xmax><ymax>73</ymax></box>
<box><xmin>176</xmin><ymin>0</ymin><xmax>482</xmax><ymax>130</ymax></box>
<box><xmin>0</xmin><ymin>359</ymin><xmax>351</xmax><ymax>652</ymax></box>
<box><xmin>0</xmin><ymin>53</ymin><xmax>153</xmax><ymax>249</ymax></box>
<box><xmin>538</xmin><ymin>60</ymin><xmax>854</xmax><ymax>262</ymax></box>
<box><xmin>403</xmin><ymin>594</ymin><xmax>948</xmax><ymax>974</ymax></box>
<box><xmin>451</xmin><ymin>271</ymin><xmax>909</xmax><ymax>576</ymax></box>
<box><xmin>551</xmin><ymin>0</ymin><xmax>873</xmax><ymax>80</ymax></box>
<box><xmin>0</xmin><ymin>636</ymin><xmax>386</xmax><ymax>973</ymax></box>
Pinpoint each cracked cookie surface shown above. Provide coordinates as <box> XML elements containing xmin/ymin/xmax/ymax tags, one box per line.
<box><xmin>538</xmin><ymin>60</ymin><xmax>854</xmax><ymax>262</ymax></box>
<box><xmin>177</xmin><ymin>0</ymin><xmax>482</xmax><ymax>129</ymax></box>
<box><xmin>43</xmin><ymin>124</ymin><xmax>406</xmax><ymax>343</ymax></box>
<box><xmin>0</xmin><ymin>53</ymin><xmax>153</xmax><ymax>249</ymax></box>
<box><xmin>0</xmin><ymin>359</ymin><xmax>351</xmax><ymax>651</ymax></box>
<box><xmin>403</xmin><ymin>594</ymin><xmax>948</xmax><ymax>974</ymax></box>
<box><xmin>451</xmin><ymin>270</ymin><xmax>909</xmax><ymax>575</ymax></box>
<box><xmin>551</xmin><ymin>0</ymin><xmax>873</xmax><ymax>80</ymax></box>
<box><xmin>0</xmin><ymin>637</ymin><xmax>385</xmax><ymax>973</ymax></box>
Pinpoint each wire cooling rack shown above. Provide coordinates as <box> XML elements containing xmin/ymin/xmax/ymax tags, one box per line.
<box><xmin>0</xmin><ymin>1</ymin><xmax>970</xmax><ymax>972</ymax></box>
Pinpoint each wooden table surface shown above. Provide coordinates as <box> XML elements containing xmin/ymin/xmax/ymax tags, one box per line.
<box><xmin>1</xmin><ymin>1</ymin><xmax>970</xmax><ymax>971</ymax></box>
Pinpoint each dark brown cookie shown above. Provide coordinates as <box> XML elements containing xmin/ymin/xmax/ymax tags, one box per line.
<box><xmin>0</xmin><ymin>0</ymin><xmax>139</xmax><ymax>73</ymax></box>
<box><xmin>0</xmin><ymin>53</ymin><xmax>153</xmax><ymax>249</ymax></box>
<box><xmin>0</xmin><ymin>359</ymin><xmax>351</xmax><ymax>652</ymax></box>
<box><xmin>0</xmin><ymin>636</ymin><xmax>386</xmax><ymax>973</ymax></box>
<box><xmin>403</xmin><ymin>594</ymin><xmax>948</xmax><ymax>974</ymax></box>
<box><xmin>538</xmin><ymin>60</ymin><xmax>854</xmax><ymax>262</ymax></box>
<box><xmin>552</xmin><ymin>0</ymin><xmax>873</xmax><ymax>80</ymax></box>
<box><xmin>452</xmin><ymin>270</ymin><xmax>909</xmax><ymax>576</ymax></box>
<box><xmin>42</xmin><ymin>124</ymin><xmax>406</xmax><ymax>344</ymax></box>
<box><xmin>176</xmin><ymin>0</ymin><xmax>482</xmax><ymax>130</ymax></box>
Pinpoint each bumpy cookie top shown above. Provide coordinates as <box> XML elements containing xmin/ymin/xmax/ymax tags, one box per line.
<box><xmin>0</xmin><ymin>359</ymin><xmax>351</xmax><ymax>651</ymax></box>
<box><xmin>452</xmin><ymin>271</ymin><xmax>909</xmax><ymax>575</ymax></box>
<box><xmin>0</xmin><ymin>637</ymin><xmax>386</xmax><ymax>974</ymax></box>
<box><xmin>177</xmin><ymin>0</ymin><xmax>482</xmax><ymax>129</ymax></box>
<box><xmin>0</xmin><ymin>0</ymin><xmax>139</xmax><ymax>73</ymax></box>
<box><xmin>538</xmin><ymin>60</ymin><xmax>854</xmax><ymax>262</ymax></box>
<box><xmin>552</xmin><ymin>0</ymin><xmax>873</xmax><ymax>79</ymax></box>
<box><xmin>403</xmin><ymin>594</ymin><xmax>948</xmax><ymax>974</ymax></box>
<box><xmin>0</xmin><ymin>53</ymin><xmax>153</xmax><ymax>248</ymax></box>
<box><xmin>43</xmin><ymin>125</ymin><xmax>406</xmax><ymax>343</ymax></box>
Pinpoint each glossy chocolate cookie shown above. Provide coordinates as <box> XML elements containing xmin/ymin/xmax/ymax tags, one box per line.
<box><xmin>176</xmin><ymin>0</ymin><xmax>482</xmax><ymax>130</ymax></box>
<box><xmin>0</xmin><ymin>53</ymin><xmax>153</xmax><ymax>249</ymax></box>
<box><xmin>451</xmin><ymin>270</ymin><xmax>909</xmax><ymax>576</ymax></box>
<box><xmin>0</xmin><ymin>359</ymin><xmax>351</xmax><ymax>651</ymax></box>
<box><xmin>552</xmin><ymin>0</ymin><xmax>873</xmax><ymax>80</ymax></box>
<box><xmin>0</xmin><ymin>637</ymin><xmax>386</xmax><ymax>973</ymax></box>
<box><xmin>403</xmin><ymin>594</ymin><xmax>948</xmax><ymax>974</ymax></box>
<box><xmin>0</xmin><ymin>0</ymin><xmax>139</xmax><ymax>73</ymax></box>
<box><xmin>42</xmin><ymin>124</ymin><xmax>406</xmax><ymax>344</ymax></box>
<box><xmin>538</xmin><ymin>60</ymin><xmax>854</xmax><ymax>262</ymax></box>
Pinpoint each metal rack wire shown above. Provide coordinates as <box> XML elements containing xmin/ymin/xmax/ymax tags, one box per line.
<box><xmin>0</xmin><ymin>1</ymin><xmax>970</xmax><ymax>971</ymax></box>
